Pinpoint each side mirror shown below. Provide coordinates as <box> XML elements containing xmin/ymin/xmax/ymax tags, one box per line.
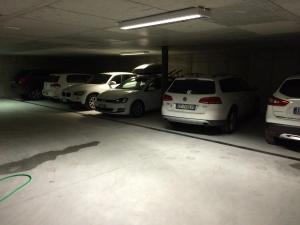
<box><xmin>109</xmin><ymin>80</ymin><xmax>117</xmax><ymax>86</ymax></box>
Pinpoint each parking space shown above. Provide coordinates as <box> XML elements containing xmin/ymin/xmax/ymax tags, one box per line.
<box><xmin>1</xmin><ymin>99</ymin><xmax>300</xmax><ymax>225</ymax></box>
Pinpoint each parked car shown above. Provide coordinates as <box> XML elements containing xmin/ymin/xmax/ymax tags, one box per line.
<box><xmin>61</xmin><ymin>72</ymin><xmax>134</xmax><ymax>110</ymax></box>
<box><xmin>95</xmin><ymin>75</ymin><xmax>162</xmax><ymax>117</ymax></box>
<box><xmin>11</xmin><ymin>70</ymin><xmax>51</xmax><ymax>100</ymax></box>
<box><xmin>42</xmin><ymin>73</ymin><xmax>91</xmax><ymax>100</ymax></box>
<box><xmin>162</xmin><ymin>76</ymin><xmax>259</xmax><ymax>133</ymax></box>
<box><xmin>265</xmin><ymin>76</ymin><xmax>300</xmax><ymax>144</ymax></box>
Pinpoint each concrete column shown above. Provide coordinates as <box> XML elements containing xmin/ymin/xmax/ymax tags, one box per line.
<box><xmin>161</xmin><ymin>46</ymin><xmax>169</xmax><ymax>93</ymax></box>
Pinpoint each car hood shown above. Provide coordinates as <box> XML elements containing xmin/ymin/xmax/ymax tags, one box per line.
<box><xmin>99</xmin><ymin>89</ymin><xmax>139</xmax><ymax>99</ymax></box>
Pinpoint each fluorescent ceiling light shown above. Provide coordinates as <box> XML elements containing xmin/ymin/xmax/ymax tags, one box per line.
<box><xmin>119</xmin><ymin>7</ymin><xmax>210</xmax><ymax>30</ymax></box>
<box><xmin>4</xmin><ymin>26</ymin><xmax>21</xmax><ymax>30</ymax></box>
<box><xmin>120</xmin><ymin>51</ymin><xmax>149</xmax><ymax>56</ymax></box>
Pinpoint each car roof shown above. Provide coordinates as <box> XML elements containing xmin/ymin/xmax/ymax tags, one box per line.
<box><xmin>284</xmin><ymin>75</ymin><xmax>300</xmax><ymax>80</ymax></box>
<box><xmin>100</xmin><ymin>72</ymin><xmax>133</xmax><ymax>76</ymax></box>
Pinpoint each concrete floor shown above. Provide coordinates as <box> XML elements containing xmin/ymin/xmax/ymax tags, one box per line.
<box><xmin>0</xmin><ymin>98</ymin><xmax>300</xmax><ymax>225</ymax></box>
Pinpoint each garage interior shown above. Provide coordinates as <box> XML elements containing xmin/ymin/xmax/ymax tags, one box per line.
<box><xmin>1</xmin><ymin>1</ymin><xmax>300</xmax><ymax>225</ymax></box>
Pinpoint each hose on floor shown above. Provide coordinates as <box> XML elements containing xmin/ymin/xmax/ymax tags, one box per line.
<box><xmin>0</xmin><ymin>174</ymin><xmax>32</xmax><ymax>202</ymax></box>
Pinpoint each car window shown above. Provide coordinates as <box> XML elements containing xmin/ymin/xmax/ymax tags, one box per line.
<box><xmin>168</xmin><ymin>79</ymin><xmax>215</xmax><ymax>94</ymax></box>
<box><xmin>111</xmin><ymin>75</ymin><xmax>122</xmax><ymax>84</ymax></box>
<box><xmin>122</xmin><ymin>75</ymin><xmax>133</xmax><ymax>82</ymax></box>
<box><xmin>66</xmin><ymin>74</ymin><xmax>90</xmax><ymax>83</ymax></box>
<box><xmin>118</xmin><ymin>76</ymin><xmax>150</xmax><ymax>90</ymax></box>
<box><xmin>279</xmin><ymin>79</ymin><xmax>300</xmax><ymax>98</ymax></box>
<box><xmin>147</xmin><ymin>78</ymin><xmax>161</xmax><ymax>90</ymax></box>
<box><xmin>219</xmin><ymin>78</ymin><xmax>248</xmax><ymax>92</ymax></box>
<box><xmin>87</xmin><ymin>74</ymin><xmax>111</xmax><ymax>84</ymax></box>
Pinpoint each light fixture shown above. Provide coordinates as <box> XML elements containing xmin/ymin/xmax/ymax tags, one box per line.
<box><xmin>120</xmin><ymin>51</ymin><xmax>149</xmax><ymax>56</ymax></box>
<box><xmin>119</xmin><ymin>7</ymin><xmax>210</xmax><ymax>30</ymax></box>
<box><xmin>4</xmin><ymin>26</ymin><xmax>21</xmax><ymax>30</ymax></box>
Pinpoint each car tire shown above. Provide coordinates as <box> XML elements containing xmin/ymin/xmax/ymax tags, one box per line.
<box><xmin>28</xmin><ymin>89</ymin><xmax>43</xmax><ymax>100</ymax></box>
<box><xmin>130</xmin><ymin>101</ymin><xmax>145</xmax><ymax>117</ymax></box>
<box><xmin>265</xmin><ymin>130</ymin><xmax>277</xmax><ymax>145</ymax></box>
<box><xmin>222</xmin><ymin>108</ymin><xmax>238</xmax><ymax>134</ymax></box>
<box><xmin>85</xmin><ymin>93</ymin><xmax>98</xmax><ymax>110</ymax></box>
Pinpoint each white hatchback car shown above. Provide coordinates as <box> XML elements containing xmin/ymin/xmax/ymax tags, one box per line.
<box><xmin>61</xmin><ymin>72</ymin><xmax>134</xmax><ymax>110</ymax></box>
<box><xmin>265</xmin><ymin>76</ymin><xmax>300</xmax><ymax>144</ymax></box>
<box><xmin>42</xmin><ymin>73</ymin><xmax>91</xmax><ymax>99</ymax></box>
<box><xmin>162</xmin><ymin>76</ymin><xmax>258</xmax><ymax>133</ymax></box>
<box><xmin>95</xmin><ymin>75</ymin><xmax>162</xmax><ymax>117</ymax></box>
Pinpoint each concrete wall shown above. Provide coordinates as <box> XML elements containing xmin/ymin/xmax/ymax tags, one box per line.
<box><xmin>1</xmin><ymin>46</ymin><xmax>300</xmax><ymax>104</ymax></box>
<box><xmin>0</xmin><ymin>55</ymin><xmax>121</xmax><ymax>97</ymax></box>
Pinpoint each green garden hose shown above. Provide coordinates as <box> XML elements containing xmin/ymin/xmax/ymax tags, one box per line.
<box><xmin>0</xmin><ymin>174</ymin><xmax>32</xmax><ymax>202</ymax></box>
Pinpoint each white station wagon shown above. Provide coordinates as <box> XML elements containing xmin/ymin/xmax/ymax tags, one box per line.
<box><xmin>162</xmin><ymin>76</ymin><xmax>258</xmax><ymax>133</ymax></box>
<box><xmin>265</xmin><ymin>76</ymin><xmax>300</xmax><ymax>144</ymax></box>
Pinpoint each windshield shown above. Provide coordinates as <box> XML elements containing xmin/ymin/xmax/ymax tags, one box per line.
<box><xmin>280</xmin><ymin>79</ymin><xmax>300</xmax><ymax>98</ymax></box>
<box><xmin>118</xmin><ymin>77</ymin><xmax>151</xmax><ymax>90</ymax></box>
<box><xmin>168</xmin><ymin>79</ymin><xmax>216</xmax><ymax>94</ymax></box>
<box><xmin>88</xmin><ymin>74</ymin><xmax>111</xmax><ymax>84</ymax></box>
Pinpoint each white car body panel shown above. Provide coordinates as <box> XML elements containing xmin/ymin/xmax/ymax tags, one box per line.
<box><xmin>266</xmin><ymin>76</ymin><xmax>300</xmax><ymax>127</ymax></box>
<box><xmin>95</xmin><ymin>76</ymin><xmax>162</xmax><ymax>115</ymax></box>
<box><xmin>162</xmin><ymin>77</ymin><xmax>258</xmax><ymax>126</ymax></box>
<box><xmin>43</xmin><ymin>73</ymin><xmax>90</xmax><ymax>99</ymax></box>
<box><xmin>61</xmin><ymin>72</ymin><xmax>134</xmax><ymax>105</ymax></box>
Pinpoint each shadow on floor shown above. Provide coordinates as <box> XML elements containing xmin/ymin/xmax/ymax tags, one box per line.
<box><xmin>0</xmin><ymin>141</ymin><xmax>99</xmax><ymax>175</ymax></box>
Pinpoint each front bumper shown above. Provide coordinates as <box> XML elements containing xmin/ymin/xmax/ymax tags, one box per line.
<box><xmin>163</xmin><ymin>115</ymin><xmax>226</xmax><ymax>126</ymax></box>
<box><xmin>265</xmin><ymin>123</ymin><xmax>300</xmax><ymax>141</ymax></box>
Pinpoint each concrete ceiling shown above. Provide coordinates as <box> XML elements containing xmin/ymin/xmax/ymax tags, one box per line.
<box><xmin>1</xmin><ymin>0</ymin><xmax>300</xmax><ymax>55</ymax></box>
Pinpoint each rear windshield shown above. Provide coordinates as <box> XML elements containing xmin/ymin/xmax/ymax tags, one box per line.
<box><xmin>279</xmin><ymin>79</ymin><xmax>300</xmax><ymax>98</ymax></box>
<box><xmin>46</xmin><ymin>75</ymin><xmax>59</xmax><ymax>82</ymax></box>
<box><xmin>168</xmin><ymin>79</ymin><xmax>215</xmax><ymax>94</ymax></box>
<box><xmin>87</xmin><ymin>74</ymin><xmax>111</xmax><ymax>84</ymax></box>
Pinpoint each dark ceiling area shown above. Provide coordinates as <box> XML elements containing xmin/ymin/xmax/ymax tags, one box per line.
<box><xmin>1</xmin><ymin>0</ymin><xmax>300</xmax><ymax>55</ymax></box>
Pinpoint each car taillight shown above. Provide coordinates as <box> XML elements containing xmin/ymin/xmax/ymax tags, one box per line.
<box><xmin>199</xmin><ymin>97</ymin><xmax>222</xmax><ymax>104</ymax></box>
<box><xmin>268</xmin><ymin>96</ymin><xmax>289</xmax><ymax>106</ymax></box>
<box><xmin>163</xmin><ymin>94</ymin><xmax>173</xmax><ymax>101</ymax></box>
<box><xmin>51</xmin><ymin>83</ymin><xmax>61</xmax><ymax>87</ymax></box>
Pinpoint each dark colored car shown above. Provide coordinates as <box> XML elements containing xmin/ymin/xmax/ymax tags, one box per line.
<box><xmin>11</xmin><ymin>70</ymin><xmax>52</xmax><ymax>100</ymax></box>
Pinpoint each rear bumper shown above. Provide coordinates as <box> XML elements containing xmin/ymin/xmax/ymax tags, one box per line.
<box><xmin>42</xmin><ymin>89</ymin><xmax>61</xmax><ymax>99</ymax></box>
<box><xmin>163</xmin><ymin>115</ymin><xmax>226</xmax><ymax>126</ymax></box>
<box><xmin>265</xmin><ymin>123</ymin><xmax>300</xmax><ymax>141</ymax></box>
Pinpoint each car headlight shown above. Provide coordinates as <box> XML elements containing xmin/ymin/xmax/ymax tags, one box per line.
<box><xmin>113</xmin><ymin>97</ymin><xmax>128</xmax><ymax>103</ymax></box>
<box><xmin>73</xmin><ymin>91</ymin><xmax>86</xmax><ymax>96</ymax></box>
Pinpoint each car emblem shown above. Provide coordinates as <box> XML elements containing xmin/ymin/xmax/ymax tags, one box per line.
<box><xmin>183</xmin><ymin>97</ymin><xmax>187</xmax><ymax>102</ymax></box>
<box><xmin>187</xmin><ymin>90</ymin><xmax>192</xmax><ymax>95</ymax></box>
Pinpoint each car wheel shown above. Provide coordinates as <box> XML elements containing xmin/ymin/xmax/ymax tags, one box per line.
<box><xmin>130</xmin><ymin>101</ymin><xmax>145</xmax><ymax>117</ymax></box>
<box><xmin>29</xmin><ymin>89</ymin><xmax>43</xmax><ymax>100</ymax></box>
<box><xmin>265</xmin><ymin>130</ymin><xmax>277</xmax><ymax>145</ymax></box>
<box><xmin>85</xmin><ymin>93</ymin><xmax>98</xmax><ymax>110</ymax></box>
<box><xmin>222</xmin><ymin>108</ymin><xmax>238</xmax><ymax>134</ymax></box>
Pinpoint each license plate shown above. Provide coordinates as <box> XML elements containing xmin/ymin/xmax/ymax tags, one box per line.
<box><xmin>294</xmin><ymin>107</ymin><xmax>300</xmax><ymax>115</ymax></box>
<box><xmin>176</xmin><ymin>104</ymin><xmax>196</xmax><ymax>110</ymax></box>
